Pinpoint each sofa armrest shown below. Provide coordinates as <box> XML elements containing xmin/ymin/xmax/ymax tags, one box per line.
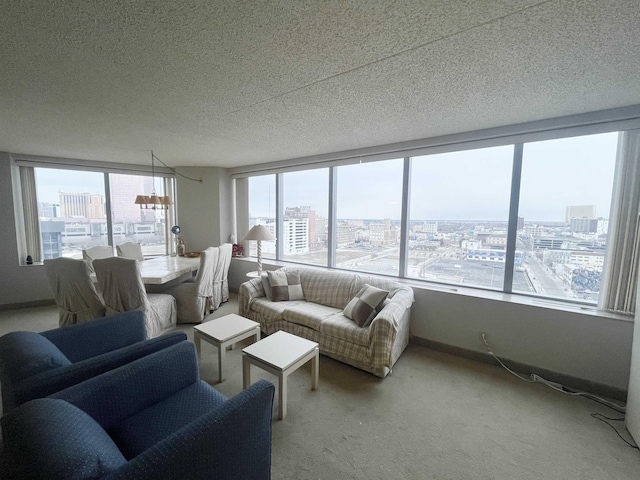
<box><xmin>41</xmin><ymin>310</ymin><xmax>147</xmax><ymax>362</ymax></box>
<box><xmin>50</xmin><ymin>341</ymin><xmax>198</xmax><ymax>431</ymax></box>
<box><xmin>13</xmin><ymin>331</ymin><xmax>187</xmax><ymax>408</ymax></box>
<box><xmin>102</xmin><ymin>380</ymin><xmax>275</xmax><ymax>480</ymax></box>
<box><xmin>368</xmin><ymin>287</ymin><xmax>414</xmax><ymax>372</ymax></box>
<box><xmin>238</xmin><ymin>278</ymin><xmax>265</xmax><ymax>317</ymax></box>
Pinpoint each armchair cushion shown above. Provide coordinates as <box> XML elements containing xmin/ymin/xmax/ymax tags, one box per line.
<box><xmin>0</xmin><ymin>331</ymin><xmax>71</xmax><ymax>381</ymax></box>
<box><xmin>1</xmin><ymin>398</ymin><xmax>126</xmax><ymax>479</ymax></box>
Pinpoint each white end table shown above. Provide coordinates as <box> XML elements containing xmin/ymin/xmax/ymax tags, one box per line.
<box><xmin>242</xmin><ymin>330</ymin><xmax>319</xmax><ymax>420</ymax></box>
<box><xmin>194</xmin><ymin>313</ymin><xmax>260</xmax><ymax>383</ymax></box>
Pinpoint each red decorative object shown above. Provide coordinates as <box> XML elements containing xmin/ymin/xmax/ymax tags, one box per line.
<box><xmin>232</xmin><ymin>244</ymin><xmax>244</xmax><ymax>257</ymax></box>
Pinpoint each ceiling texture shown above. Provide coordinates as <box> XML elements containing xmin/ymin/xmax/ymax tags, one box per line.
<box><xmin>1</xmin><ymin>0</ymin><xmax>639</xmax><ymax>168</ymax></box>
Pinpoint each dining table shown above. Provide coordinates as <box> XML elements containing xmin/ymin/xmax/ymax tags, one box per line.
<box><xmin>140</xmin><ymin>255</ymin><xmax>200</xmax><ymax>284</ymax></box>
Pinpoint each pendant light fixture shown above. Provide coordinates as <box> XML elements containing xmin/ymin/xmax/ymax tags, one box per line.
<box><xmin>134</xmin><ymin>151</ymin><xmax>172</xmax><ymax>210</ymax></box>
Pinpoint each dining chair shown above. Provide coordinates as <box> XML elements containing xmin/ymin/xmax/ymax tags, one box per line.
<box><xmin>211</xmin><ymin>243</ymin><xmax>232</xmax><ymax>310</ymax></box>
<box><xmin>166</xmin><ymin>247</ymin><xmax>218</xmax><ymax>323</ymax></box>
<box><xmin>44</xmin><ymin>257</ymin><xmax>106</xmax><ymax>327</ymax></box>
<box><xmin>93</xmin><ymin>257</ymin><xmax>177</xmax><ymax>338</ymax></box>
<box><xmin>116</xmin><ymin>242</ymin><xmax>144</xmax><ymax>261</ymax></box>
<box><xmin>219</xmin><ymin>243</ymin><xmax>233</xmax><ymax>303</ymax></box>
<box><xmin>82</xmin><ymin>245</ymin><xmax>114</xmax><ymax>273</ymax></box>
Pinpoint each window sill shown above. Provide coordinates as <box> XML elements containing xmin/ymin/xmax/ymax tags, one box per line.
<box><xmin>232</xmin><ymin>256</ymin><xmax>633</xmax><ymax>323</ymax></box>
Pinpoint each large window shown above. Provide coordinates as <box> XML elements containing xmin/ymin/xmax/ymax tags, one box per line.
<box><xmin>516</xmin><ymin>133</ymin><xmax>618</xmax><ymax>303</ymax></box>
<box><xmin>29</xmin><ymin>166</ymin><xmax>174</xmax><ymax>260</ymax></box>
<box><xmin>35</xmin><ymin>168</ymin><xmax>108</xmax><ymax>259</ymax></box>
<box><xmin>336</xmin><ymin>159</ymin><xmax>403</xmax><ymax>275</ymax></box>
<box><xmin>281</xmin><ymin>169</ymin><xmax>329</xmax><ymax>266</ymax></box>
<box><xmin>248</xmin><ymin>175</ymin><xmax>276</xmax><ymax>260</ymax></box>
<box><xmin>241</xmin><ymin>127</ymin><xmax>638</xmax><ymax>312</ymax></box>
<box><xmin>407</xmin><ymin>146</ymin><xmax>513</xmax><ymax>289</ymax></box>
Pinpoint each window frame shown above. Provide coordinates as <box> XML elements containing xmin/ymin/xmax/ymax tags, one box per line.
<box><xmin>234</xmin><ymin>106</ymin><xmax>640</xmax><ymax>313</ymax></box>
<box><xmin>13</xmin><ymin>154</ymin><xmax>177</xmax><ymax>263</ymax></box>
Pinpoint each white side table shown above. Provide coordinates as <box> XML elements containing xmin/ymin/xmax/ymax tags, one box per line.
<box><xmin>242</xmin><ymin>330</ymin><xmax>319</xmax><ymax>420</ymax></box>
<box><xmin>194</xmin><ymin>313</ymin><xmax>260</xmax><ymax>383</ymax></box>
<box><xmin>246</xmin><ymin>270</ymin><xmax>261</xmax><ymax>278</ymax></box>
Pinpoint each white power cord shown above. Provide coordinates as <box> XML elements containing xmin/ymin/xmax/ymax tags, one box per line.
<box><xmin>481</xmin><ymin>333</ymin><xmax>625</xmax><ymax>413</ymax></box>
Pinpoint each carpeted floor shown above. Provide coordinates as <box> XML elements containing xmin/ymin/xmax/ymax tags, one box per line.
<box><xmin>1</xmin><ymin>296</ymin><xmax>639</xmax><ymax>479</ymax></box>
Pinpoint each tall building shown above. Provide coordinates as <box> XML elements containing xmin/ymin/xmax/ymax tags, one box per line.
<box><xmin>59</xmin><ymin>192</ymin><xmax>105</xmax><ymax>219</ymax></box>
<box><xmin>565</xmin><ymin>205</ymin><xmax>596</xmax><ymax>223</ymax></box>
<box><xmin>110</xmin><ymin>175</ymin><xmax>156</xmax><ymax>223</ymax></box>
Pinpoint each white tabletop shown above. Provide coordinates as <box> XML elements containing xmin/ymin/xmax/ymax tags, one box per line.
<box><xmin>139</xmin><ymin>255</ymin><xmax>200</xmax><ymax>284</ymax></box>
<box><xmin>243</xmin><ymin>330</ymin><xmax>319</xmax><ymax>371</ymax></box>
<box><xmin>194</xmin><ymin>313</ymin><xmax>260</xmax><ymax>343</ymax></box>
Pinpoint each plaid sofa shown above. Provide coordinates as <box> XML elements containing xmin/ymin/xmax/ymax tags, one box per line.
<box><xmin>238</xmin><ymin>267</ymin><xmax>414</xmax><ymax>378</ymax></box>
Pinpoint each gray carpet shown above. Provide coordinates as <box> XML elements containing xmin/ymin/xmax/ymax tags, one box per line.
<box><xmin>1</xmin><ymin>297</ymin><xmax>639</xmax><ymax>479</ymax></box>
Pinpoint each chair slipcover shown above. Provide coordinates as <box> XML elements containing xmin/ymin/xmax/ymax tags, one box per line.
<box><xmin>0</xmin><ymin>310</ymin><xmax>187</xmax><ymax>413</ymax></box>
<box><xmin>167</xmin><ymin>247</ymin><xmax>218</xmax><ymax>323</ymax></box>
<box><xmin>93</xmin><ymin>257</ymin><xmax>177</xmax><ymax>338</ymax></box>
<box><xmin>116</xmin><ymin>242</ymin><xmax>144</xmax><ymax>261</ymax></box>
<box><xmin>82</xmin><ymin>245</ymin><xmax>114</xmax><ymax>274</ymax></box>
<box><xmin>219</xmin><ymin>243</ymin><xmax>233</xmax><ymax>303</ymax></box>
<box><xmin>1</xmin><ymin>342</ymin><xmax>275</xmax><ymax>480</ymax></box>
<box><xmin>212</xmin><ymin>243</ymin><xmax>232</xmax><ymax>309</ymax></box>
<box><xmin>44</xmin><ymin>257</ymin><xmax>106</xmax><ymax>327</ymax></box>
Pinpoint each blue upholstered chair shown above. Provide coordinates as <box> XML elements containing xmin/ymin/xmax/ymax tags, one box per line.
<box><xmin>0</xmin><ymin>310</ymin><xmax>186</xmax><ymax>413</ymax></box>
<box><xmin>1</xmin><ymin>342</ymin><xmax>275</xmax><ymax>480</ymax></box>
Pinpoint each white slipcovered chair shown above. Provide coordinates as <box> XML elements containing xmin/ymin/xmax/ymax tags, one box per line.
<box><xmin>116</xmin><ymin>242</ymin><xmax>144</xmax><ymax>261</ymax></box>
<box><xmin>211</xmin><ymin>243</ymin><xmax>232</xmax><ymax>310</ymax></box>
<box><xmin>82</xmin><ymin>245</ymin><xmax>113</xmax><ymax>274</ymax></box>
<box><xmin>219</xmin><ymin>243</ymin><xmax>233</xmax><ymax>303</ymax></box>
<box><xmin>43</xmin><ymin>257</ymin><xmax>106</xmax><ymax>327</ymax></box>
<box><xmin>93</xmin><ymin>257</ymin><xmax>177</xmax><ymax>338</ymax></box>
<box><xmin>166</xmin><ymin>247</ymin><xmax>218</xmax><ymax>323</ymax></box>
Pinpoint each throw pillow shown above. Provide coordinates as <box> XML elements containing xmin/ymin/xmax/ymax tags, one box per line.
<box><xmin>260</xmin><ymin>273</ymin><xmax>273</xmax><ymax>300</ymax></box>
<box><xmin>268</xmin><ymin>270</ymin><xmax>304</xmax><ymax>302</ymax></box>
<box><xmin>343</xmin><ymin>284</ymin><xmax>389</xmax><ymax>327</ymax></box>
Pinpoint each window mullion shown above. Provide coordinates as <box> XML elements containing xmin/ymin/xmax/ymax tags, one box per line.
<box><xmin>276</xmin><ymin>173</ymin><xmax>284</xmax><ymax>260</ymax></box>
<box><xmin>104</xmin><ymin>172</ymin><xmax>114</xmax><ymax>249</ymax></box>
<box><xmin>504</xmin><ymin>144</ymin><xmax>523</xmax><ymax>293</ymax></box>
<box><xmin>399</xmin><ymin>157</ymin><xmax>411</xmax><ymax>278</ymax></box>
<box><xmin>328</xmin><ymin>167</ymin><xmax>337</xmax><ymax>268</ymax></box>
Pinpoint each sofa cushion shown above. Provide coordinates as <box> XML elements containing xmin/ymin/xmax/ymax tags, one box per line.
<box><xmin>299</xmin><ymin>269</ymin><xmax>358</xmax><ymax>309</ymax></box>
<box><xmin>1</xmin><ymin>398</ymin><xmax>126</xmax><ymax>479</ymax></box>
<box><xmin>251</xmin><ymin>298</ymin><xmax>306</xmax><ymax>323</ymax></box>
<box><xmin>268</xmin><ymin>270</ymin><xmax>305</xmax><ymax>301</ymax></box>
<box><xmin>283</xmin><ymin>303</ymin><xmax>342</xmax><ymax>331</ymax></box>
<box><xmin>343</xmin><ymin>284</ymin><xmax>389</xmax><ymax>327</ymax></box>
<box><xmin>320</xmin><ymin>312</ymin><xmax>372</xmax><ymax>347</ymax></box>
<box><xmin>0</xmin><ymin>331</ymin><xmax>71</xmax><ymax>382</ymax></box>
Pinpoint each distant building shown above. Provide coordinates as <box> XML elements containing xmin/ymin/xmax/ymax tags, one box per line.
<box><xmin>337</xmin><ymin>222</ymin><xmax>357</xmax><ymax>247</ymax></box>
<box><xmin>517</xmin><ymin>216</ymin><xmax>525</xmax><ymax>230</ymax></box>
<box><xmin>565</xmin><ymin>205</ymin><xmax>596</xmax><ymax>223</ymax></box>
<box><xmin>59</xmin><ymin>192</ymin><xmax>105</xmax><ymax>219</ymax></box>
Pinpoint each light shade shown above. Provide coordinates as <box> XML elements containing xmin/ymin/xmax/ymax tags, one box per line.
<box><xmin>242</xmin><ymin>224</ymin><xmax>276</xmax><ymax>242</ymax></box>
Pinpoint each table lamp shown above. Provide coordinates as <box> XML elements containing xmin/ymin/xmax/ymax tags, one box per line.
<box><xmin>242</xmin><ymin>225</ymin><xmax>276</xmax><ymax>274</ymax></box>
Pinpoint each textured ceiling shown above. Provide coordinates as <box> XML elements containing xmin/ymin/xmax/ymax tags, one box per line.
<box><xmin>1</xmin><ymin>0</ymin><xmax>639</xmax><ymax>168</ymax></box>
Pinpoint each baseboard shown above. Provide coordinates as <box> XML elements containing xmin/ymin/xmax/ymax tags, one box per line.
<box><xmin>0</xmin><ymin>299</ymin><xmax>56</xmax><ymax>311</ymax></box>
<box><xmin>410</xmin><ymin>336</ymin><xmax>627</xmax><ymax>403</ymax></box>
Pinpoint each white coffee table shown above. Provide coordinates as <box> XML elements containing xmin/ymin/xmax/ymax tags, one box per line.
<box><xmin>242</xmin><ymin>330</ymin><xmax>319</xmax><ymax>420</ymax></box>
<box><xmin>194</xmin><ymin>313</ymin><xmax>260</xmax><ymax>383</ymax></box>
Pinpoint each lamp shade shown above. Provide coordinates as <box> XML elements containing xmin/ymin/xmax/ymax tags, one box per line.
<box><xmin>134</xmin><ymin>195</ymin><xmax>147</xmax><ymax>205</ymax></box>
<box><xmin>242</xmin><ymin>224</ymin><xmax>276</xmax><ymax>242</ymax></box>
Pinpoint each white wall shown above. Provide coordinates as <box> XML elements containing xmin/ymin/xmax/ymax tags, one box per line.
<box><xmin>175</xmin><ymin>167</ymin><xmax>235</xmax><ymax>251</ymax></box>
<box><xmin>0</xmin><ymin>153</ymin><xmax>52</xmax><ymax>306</ymax></box>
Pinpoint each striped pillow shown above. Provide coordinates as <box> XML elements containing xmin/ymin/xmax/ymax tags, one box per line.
<box><xmin>343</xmin><ymin>284</ymin><xmax>389</xmax><ymax>327</ymax></box>
<box><xmin>268</xmin><ymin>270</ymin><xmax>305</xmax><ymax>302</ymax></box>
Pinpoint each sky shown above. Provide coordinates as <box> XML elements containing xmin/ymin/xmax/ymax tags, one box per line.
<box><xmin>249</xmin><ymin>132</ymin><xmax>619</xmax><ymax>222</ymax></box>
<box><xmin>34</xmin><ymin>131</ymin><xmax>619</xmax><ymax>223</ymax></box>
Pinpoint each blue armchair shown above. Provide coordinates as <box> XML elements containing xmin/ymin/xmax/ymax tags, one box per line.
<box><xmin>0</xmin><ymin>310</ymin><xmax>186</xmax><ymax>413</ymax></box>
<box><xmin>1</xmin><ymin>341</ymin><xmax>275</xmax><ymax>480</ymax></box>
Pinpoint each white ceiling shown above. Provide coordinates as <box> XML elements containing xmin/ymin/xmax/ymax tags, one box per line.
<box><xmin>1</xmin><ymin>0</ymin><xmax>639</xmax><ymax>168</ymax></box>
